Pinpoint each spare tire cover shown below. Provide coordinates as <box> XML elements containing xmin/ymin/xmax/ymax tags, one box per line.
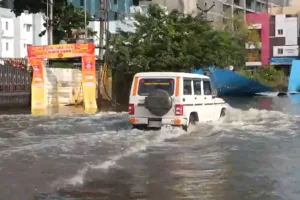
<box><xmin>145</xmin><ymin>89</ymin><xmax>172</xmax><ymax>116</ymax></box>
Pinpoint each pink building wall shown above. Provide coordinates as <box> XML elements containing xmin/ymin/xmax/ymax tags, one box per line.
<box><xmin>246</xmin><ymin>12</ymin><xmax>270</xmax><ymax>66</ymax></box>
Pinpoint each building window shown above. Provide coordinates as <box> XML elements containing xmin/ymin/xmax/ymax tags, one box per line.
<box><xmin>6</xmin><ymin>43</ymin><xmax>8</xmax><ymax>51</ymax></box>
<box><xmin>133</xmin><ymin>0</ymin><xmax>139</xmax><ymax>6</ymax></box>
<box><xmin>25</xmin><ymin>24</ymin><xmax>31</xmax><ymax>32</ymax></box>
<box><xmin>114</xmin><ymin>0</ymin><xmax>117</xmax><ymax>5</ymax></box>
<box><xmin>5</xmin><ymin>22</ymin><xmax>8</xmax><ymax>30</ymax></box>
<box><xmin>277</xmin><ymin>29</ymin><xmax>283</xmax><ymax>35</ymax></box>
<box><xmin>80</xmin><ymin>0</ymin><xmax>84</xmax><ymax>6</ymax></box>
<box><xmin>277</xmin><ymin>48</ymin><xmax>283</xmax><ymax>54</ymax></box>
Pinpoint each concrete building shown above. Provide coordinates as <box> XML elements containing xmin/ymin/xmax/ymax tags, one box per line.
<box><xmin>245</xmin><ymin>0</ymin><xmax>300</xmax><ymax>69</ymax></box>
<box><xmin>69</xmin><ymin>0</ymin><xmax>135</xmax><ymax>20</ymax></box>
<box><xmin>246</xmin><ymin>12</ymin><xmax>270</xmax><ymax>67</ymax></box>
<box><xmin>269</xmin><ymin>14</ymin><xmax>299</xmax><ymax>67</ymax></box>
<box><xmin>0</xmin><ymin>8</ymin><xmax>47</xmax><ymax>58</ymax></box>
<box><xmin>197</xmin><ymin>0</ymin><xmax>290</xmax><ymax>22</ymax></box>
<box><xmin>145</xmin><ymin>0</ymin><xmax>198</xmax><ymax>15</ymax></box>
<box><xmin>269</xmin><ymin>0</ymin><xmax>300</xmax><ymax>15</ymax></box>
<box><xmin>245</xmin><ymin>11</ymin><xmax>299</xmax><ymax>68</ymax></box>
<box><xmin>0</xmin><ymin>0</ymin><xmax>13</xmax><ymax>9</ymax></box>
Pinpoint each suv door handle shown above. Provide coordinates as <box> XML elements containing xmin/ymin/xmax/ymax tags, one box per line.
<box><xmin>195</xmin><ymin>97</ymin><xmax>197</xmax><ymax>99</ymax></box>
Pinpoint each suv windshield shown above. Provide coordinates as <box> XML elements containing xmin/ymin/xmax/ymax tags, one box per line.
<box><xmin>138</xmin><ymin>78</ymin><xmax>174</xmax><ymax>96</ymax></box>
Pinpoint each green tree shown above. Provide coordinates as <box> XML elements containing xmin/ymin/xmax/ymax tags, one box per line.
<box><xmin>12</xmin><ymin>0</ymin><xmax>96</xmax><ymax>44</ymax></box>
<box><xmin>107</xmin><ymin>4</ymin><xmax>247</xmax><ymax>73</ymax></box>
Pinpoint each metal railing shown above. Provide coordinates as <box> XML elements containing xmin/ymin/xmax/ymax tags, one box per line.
<box><xmin>0</xmin><ymin>58</ymin><xmax>31</xmax><ymax>93</ymax></box>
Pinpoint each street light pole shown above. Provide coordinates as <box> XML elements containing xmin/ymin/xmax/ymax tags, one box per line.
<box><xmin>197</xmin><ymin>1</ymin><xmax>215</xmax><ymax>21</ymax></box>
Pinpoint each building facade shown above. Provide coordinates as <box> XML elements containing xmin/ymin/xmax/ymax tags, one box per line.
<box><xmin>269</xmin><ymin>14</ymin><xmax>299</xmax><ymax>66</ymax></box>
<box><xmin>0</xmin><ymin>0</ymin><xmax>13</xmax><ymax>9</ymax></box>
<box><xmin>0</xmin><ymin>8</ymin><xmax>47</xmax><ymax>58</ymax></box>
<box><xmin>68</xmin><ymin>0</ymin><xmax>135</xmax><ymax>20</ymax></box>
<box><xmin>246</xmin><ymin>12</ymin><xmax>270</xmax><ymax>67</ymax></box>
<box><xmin>197</xmin><ymin>0</ymin><xmax>290</xmax><ymax>22</ymax></box>
<box><xmin>245</xmin><ymin>0</ymin><xmax>300</xmax><ymax>68</ymax></box>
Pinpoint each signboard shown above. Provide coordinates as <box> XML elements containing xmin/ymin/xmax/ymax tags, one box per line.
<box><xmin>270</xmin><ymin>57</ymin><xmax>299</xmax><ymax>65</ymax></box>
<box><xmin>273</xmin><ymin>46</ymin><xmax>298</xmax><ymax>57</ymax></box>
<box><xmin>27</xmin><ymin>43</ymin><xmax>95</xmax><ymax>59</ymax></box>
<box><xmin>28</xmin><ymin>58</ymin><xmax>46</xmax><ymax>109</ymax></box>
<box><xmin>81</xmin><ymin>55</ymin><xmax>97</xmax><ymax>110</ymax></box>
<box><xmin>27</xmin><ymin>43</ymin><xmax>97</xmax><ymax>111</ymax></box>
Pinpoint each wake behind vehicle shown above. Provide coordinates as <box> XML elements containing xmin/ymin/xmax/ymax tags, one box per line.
<box><xmin>128</xmin><ymin>72</ymin><xmax>227</xmax><ymax>131</ymax></box>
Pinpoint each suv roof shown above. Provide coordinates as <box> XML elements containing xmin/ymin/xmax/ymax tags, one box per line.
<box><xmin>134</xmin><ymin>72</ymin><xmax>209</xmax><ymax>79</ymax></box>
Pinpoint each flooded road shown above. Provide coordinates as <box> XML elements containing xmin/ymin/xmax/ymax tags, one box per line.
<box><xmin>1</xmin><ymin>96</ymin><xmax>300</xmax><ymax>200</ymax></box>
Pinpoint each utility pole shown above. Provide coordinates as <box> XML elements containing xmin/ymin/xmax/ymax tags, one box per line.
<box><xmin>49</xmin><ymin>0</ymin><xmax>53</xmax><ymax>44</ymax></box>
<box><xmin>98</xmin><ymin>0</ymin><xmax>107</xmax><ymax>103</ymax></box>
<box><xmin>46</xmin><ymin>0</ymin><xmax>50</xmax><ymax>45</ymax></box>
<box><xmin>99</xmin><ymin>0</ymin><xmax>105</xmax><ymax>61</ymax></box>
<box><xmin>84</xmin><ymin>0</ymin><xmax>88</xmax><ymax>39</ymax></box>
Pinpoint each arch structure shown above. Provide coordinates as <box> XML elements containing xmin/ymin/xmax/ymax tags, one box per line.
<box><xmin>27</xmin><ymin>43</ymin><xmax>97</xmax><ymax>112</ymax></box>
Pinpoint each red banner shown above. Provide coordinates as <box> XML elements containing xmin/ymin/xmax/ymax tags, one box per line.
<box><xmin>28</xmin><ymin>58</ymin><xmax>45</xmax><ymax>109</ymax></box>
<box><xmin>27</xmin><ymin>43</ymin><xmax>95</xmax><ymax>59</ymax></box>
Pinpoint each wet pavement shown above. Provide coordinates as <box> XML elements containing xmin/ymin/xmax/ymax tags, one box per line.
<box><xmin>1</xmin><ymin>95</ymin><xmax>300</xmax><ymax>200</ymax></box>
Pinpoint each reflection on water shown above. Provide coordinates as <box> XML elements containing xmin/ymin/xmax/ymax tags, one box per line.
<box><xmin>0</xmin><ymin>95</ymin><xmax>300</xmax><ymax>200</ymax></box>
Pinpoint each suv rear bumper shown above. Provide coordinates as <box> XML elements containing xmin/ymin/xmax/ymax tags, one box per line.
<box><xmin>129</xmin><ymin>116</ymin><xmax>187</xmax><ymax>127</ymax></box>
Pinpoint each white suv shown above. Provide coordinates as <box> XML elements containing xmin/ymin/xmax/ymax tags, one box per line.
<box><xmin>128</xmin><ymin>72</ymin><xmax>227</xmax><ymax>131</ymax></box>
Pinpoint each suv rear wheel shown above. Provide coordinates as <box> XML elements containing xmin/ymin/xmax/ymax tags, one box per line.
<box><xmin>183</xmin><ymin>114</ymin><xmax>196</xmax><ymax>132</ymax></box>
<box><xmin>219</xmin><ymin>108</ymin><xmax>226</xmax><ymax>119</ymax></box>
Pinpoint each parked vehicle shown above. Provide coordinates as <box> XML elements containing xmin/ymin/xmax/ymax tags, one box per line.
<box><xmin>128</xmin><ymin>72</ymin><xmax>227</xmax><ymax>131</ymax></box>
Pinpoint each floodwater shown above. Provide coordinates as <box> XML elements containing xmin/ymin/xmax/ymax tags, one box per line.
<box><xmin>1</xmin><ymin>95</ymin><xmax>300</xmax><ymax>200</ymax></box>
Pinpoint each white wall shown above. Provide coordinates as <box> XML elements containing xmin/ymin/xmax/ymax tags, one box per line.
<box><xmin>285</xmin><ymin>17</ymin><xmax>298</xmax><ymax>45</ymax></box>
<box><xmin>273</xmin><ymin>45</ymin><xmax>298</xmax><ymax>57</ymax></box>
<box><xmin>0</xmin><ymin>8</ymin><xmax>46</xmax><ymax>58</ymax></box>
<box><xmin>45</xmin><ymin>68</ymin><xmax>83</xmax><ymax>107</ymax></box>
<box><xmin>275</xmin><ymin>14</ymin><xmax>286</xmax><ymax>37</ymax></box>
<box><xmin>1</xmin><ymin>17</ymin><xmax>14</xmax><ymax>37</ymax></box>
<box><xmin>1</xmin><ymin>38</ymin><xmax>14</xmax><ymax>57</ymax></box>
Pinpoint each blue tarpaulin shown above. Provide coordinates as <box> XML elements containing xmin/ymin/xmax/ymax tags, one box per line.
<box><xmin>288</xmin><ymin>60</ymin><xmax>300</xmax><ymax>93</ymax></box>
<box><xmin>192</xmin><ymin>67</ymin><xmax>272</xmax><ymax>97</ymax></box>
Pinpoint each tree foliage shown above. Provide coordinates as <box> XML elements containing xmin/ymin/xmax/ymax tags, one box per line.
<box><xmin>12</xmin><ymin>0</ymin><xmax>96</xmax><ymax>44</ymax></box>
<box><xmin>107</xmin><ymin>4</ymin><xmax>248</xmax><ymax>73</ymax></box>
<box><xmin>239</xmin><ymin>66</ymin><xmax>288</xmax><ymax>90</ymax></box>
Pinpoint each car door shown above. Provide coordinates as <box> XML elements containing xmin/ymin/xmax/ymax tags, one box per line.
<box><xmin>193</xmin><ymin>78</ymin><xmax>205</xmax><ymax>122</ymax></box>
<box><xmin>202</xmin><ymin>79</ymin><xmax>214</xmax><ymax>121</ymax></box>
<box><xmin>182</xmin><ymin>79</ymin><xmax>194</xmax><ymax>117</ymax></box>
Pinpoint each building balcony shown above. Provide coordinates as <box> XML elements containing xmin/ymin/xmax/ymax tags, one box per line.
<box><xmin>248</xmin><ymin>23</ymin><xmax>262</xmax><ymax>29</ymax></box>
<box><xmin>246</xmin><ymin>61</ymin><xmax>262</xmax><ymax>66</ymax></box>
<box><xmin>245</xmin><ymin>42</ymin><xmax>262</xmax><ymax>49</ymax></box>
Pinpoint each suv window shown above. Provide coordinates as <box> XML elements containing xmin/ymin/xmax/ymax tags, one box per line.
<box><xmin>183</xmin><ymin>80</ymin><xmax>192</xmax><ymax>95</ymax></box>
<box><xmin>138</xmin><ymin>78</ymin><xmax>174</xmax><ymax>96</ymax></box>
<box><xmin>203</xmin><ymin>80</ymin><xmax>212</xmax><ymax>95</ymax></box>
<box><xmin>193</xmin><ymin>79</ymin><xmax>201</xmax><ymax>95</ymax></box>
